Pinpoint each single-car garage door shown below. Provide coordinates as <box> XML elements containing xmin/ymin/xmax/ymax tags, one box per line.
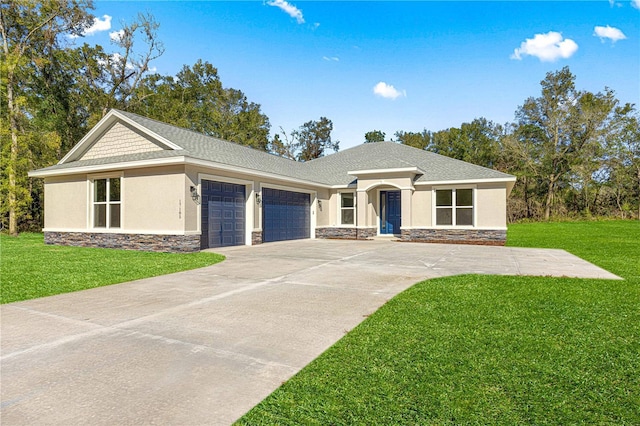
<box><xmin>201</xmin><ymin>180</ymin><xmax>246</xmax><ymax>249</ymax></box>
<box><xmin>262</xmin><ymin>188</ymin><xmax>310</xmax><ymax>243</ymax></box>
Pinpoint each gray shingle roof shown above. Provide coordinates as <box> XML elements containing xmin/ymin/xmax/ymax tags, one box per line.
<box><xmin>33</xmin><ymin>109</ymin><xmax>514</xmax><ymax>186</ymax></box>
<box><xmin>305</xmin><ymin>141</ymin><xmax>514</xmax><ymax>185</ymax></box>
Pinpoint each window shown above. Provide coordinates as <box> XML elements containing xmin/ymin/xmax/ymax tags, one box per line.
<box><xmin>93</xmin><ymin>177</ymin><xmax>121</xmax><ymax>228</ymax></box>
<box><xmin>340</xmin><ymin>192</ymin><xmax>355</xmax><ymax>225</ymax></box>
<box><xmin>435</xmin><ymin>188</ymin><xmax>473</xmax><ymax>226</ymax></box>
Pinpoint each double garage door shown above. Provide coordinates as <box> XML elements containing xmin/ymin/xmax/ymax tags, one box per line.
<box><xmin>201</xmin><ymin>180</ymin><xmax>310</xmax><ymax>249</ymax></box>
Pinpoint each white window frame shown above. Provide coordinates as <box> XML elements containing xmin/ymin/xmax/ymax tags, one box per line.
<box><xmin>89</xmin><ymin>173</ymin><xmax>123</xmax><ymax>230</ymax></box>
<box><xmin>338</xmin><ymin>191</ymin><xmax>356</xmax><ymax>226</ymax></box>
<box><xmin>432</xmin><ymin>186</ymin><xmax>476</xmax><ymax>228</ymax></box>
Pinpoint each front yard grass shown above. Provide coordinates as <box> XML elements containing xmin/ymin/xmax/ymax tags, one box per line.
<box><xmin>0</xmin><ymin>233</ymin><xmax>224</xmax><ymax>304</ymax></box>
<box><xmin>238</xmin><ymin>220</ymin><xmax>640</xmax><ymax>424</ymax></box>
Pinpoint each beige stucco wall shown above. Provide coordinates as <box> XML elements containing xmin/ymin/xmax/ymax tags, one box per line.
<box><xmin>123</xmin><ymin>166</ymin><xmax>185</xmax><ymax>232</ymax></box>
<box><xmin>44</xmin><ymin>176</ymin><xmax>88</xmax><ymax>230</ymax></box>
<box><xmin>323</xmin><ymin>181</ymin><xmax>508</xmax><ymax>231</ymax></box>
<box><xmin>416</xmin><ymin>183</ymin><xmax>508</xmax><ymax>229</ymax></box>
<box><xmin>475</xmin><ymin>183</ymin><xmax>507</xmax><ymax>228</ymax></box>
<box><xmin>411</xmin><ymin>187</ymin><xmax>432</xmax><ymax>227</ymax></box>
<box><xmin>42</xmin><ymin>162</ymin><xmax>509</xmax><ymax>237</ymax></box>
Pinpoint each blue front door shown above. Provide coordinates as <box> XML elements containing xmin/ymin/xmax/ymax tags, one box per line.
<box><xmin>380</xmin><ymin>191</ymin><xmax>401</xmax><ymax>234</ymax></box>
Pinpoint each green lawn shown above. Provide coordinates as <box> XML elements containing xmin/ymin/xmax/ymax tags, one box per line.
<box><xmin>238</xmin><ymin>221</ymin><xmax>640</xmax><ymax>424</ymax></box>
<box><xmin>0</xmin><ymin>233</ymin><xmax>224</xmax><ymax>304</ymax></box>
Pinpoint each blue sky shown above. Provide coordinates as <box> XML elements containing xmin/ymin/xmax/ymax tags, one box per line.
<box><xmin>82</xmin><ymin>1</ymin><xmax>639</xmax><ymax>149</ymax></box>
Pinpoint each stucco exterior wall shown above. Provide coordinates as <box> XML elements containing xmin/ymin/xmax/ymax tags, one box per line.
<box><xmin>411</xmin><ymin>187</ymin><xmax>432</xmax><ymax>227</ymax></box>
<box><xmin>123</xmin><ymin>166</ymin><xmax>185</xmax><ymax>232</ymax></box>
<box><xmin>44</xmin><ymin>176</ymin><xmax>88</xmax><ymax>230</ymax></box>
<box><xmin>475</xmin><ymin>183</ymin><xmax>507</xmax><ymax>228</ymax></box>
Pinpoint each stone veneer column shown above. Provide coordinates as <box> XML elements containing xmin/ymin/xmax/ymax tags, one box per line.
<box><xmin>251</xmin><ymin>231</ymin><xmax>263</xmax><ymax>245</ymax></box>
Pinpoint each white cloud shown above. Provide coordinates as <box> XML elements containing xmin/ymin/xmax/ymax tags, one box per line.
<box><xmin>632</xmin><ymin>0</ymin><xmax>640</xmax><ymax>9</ymax></box>
<box><xmin>267</xmin><ymin>0</ymin><xmax>305</xmax><ymax>24</ymax></box>
<box><xmin>594</xmin><ymin>25</ymin><xmax>627</xmax><ymax>42</ymax></box>
<box><xmin>511</xmin><ymin>31</ymin><xmax>578</xmax><ymax>62</ymax></box>
<box><xmin>373</xmin><ymin>82</ymin><xmax>406</xmax><ymax>100</ymax></box>
<box><xmin>69</xmin><ymin>14</ymin><xmax>112</xmax><ymax>38</ymax></box>
<box><xmin>109</xmin><ymin>29</ymin><xmax>125</xmax><ymax>42</ymax></box>
<box><xmin>323</xmin><ymin>56</ymin><xmax>339</xmax><ymax>62</ymax></box>
<box><xmin>98</xmin><ymin>53</ymin><xmax>134</xmax><ymax>70</ymax></box>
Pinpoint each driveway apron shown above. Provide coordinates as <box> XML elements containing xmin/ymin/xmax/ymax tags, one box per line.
<box><xmin>1</xmin><ymin>239</ymin><xmax>620</xmax><ymax>425</ymax></box>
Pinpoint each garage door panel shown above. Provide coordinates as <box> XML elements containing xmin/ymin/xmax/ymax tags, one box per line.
<box><xmin>263</xmin><ymin>188</ymin><xmax>310</xmax><ymax>243</ymax></box>
<box><xmin>201</xmin><ymin>181</ymin><xmax>246</xmax><ymax>249</ymax></box>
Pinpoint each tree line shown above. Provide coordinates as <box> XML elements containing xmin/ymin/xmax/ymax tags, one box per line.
<box><xmin>2</xmin><ymin>2</ymin><xmax>638</xmax><ymax>235</ymax></box>
<box><xmin>367</xmin><ymin>67</ymin><xmax>639</xmax><ymax>222</ymax></box>
<box><xmin>1</xmin><ymin>1</ymin><xmax>337</xmax><ymax>235</ymax></box>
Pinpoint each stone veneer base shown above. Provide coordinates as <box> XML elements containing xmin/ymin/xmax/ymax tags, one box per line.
<box><xmin>44</xmin><ymin>231</ymin><xmax>201</xmax><ymax>253</ymax></box>
<box><xmin>316</xmin><ymin>227</ymin><xmax>377</xmax><ymax>240</ymax></box>
<box><xmin>251</xmin><ymin>231</ymin><xmax>263</xmax><ymax>245</ymax></box>
<box><xmin>400</xmin><ymin>228</ymin><xmax>506</xmax><ymax>246</ymax></box>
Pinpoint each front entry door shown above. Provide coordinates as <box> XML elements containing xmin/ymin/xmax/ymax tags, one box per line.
<box><xmin>380</xmin><ymin>190</ymin><xmax>401</xmax><ymax>235</ymax></box>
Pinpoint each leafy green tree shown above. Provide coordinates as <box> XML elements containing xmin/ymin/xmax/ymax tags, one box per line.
<box><xmin>274</xmin><ymin>118</ymin><xmax>339</xmax><ymax>161</ymax></box>
<box><xmin>131</xmin><ymin>60</ymin><xmax>270</xmax><ymax>150</ymax></box>
<box><xmin>429</xmin><ymin>118</ymin><xmax>502</xmax><ymax>168</ymax></box>
<box><xmin>1</xmin><ymin>0</ymin><xmax>94</xmax><ymax>235</ymax></box>
<box><xmin>394</xmin><ymin>129</ymin><xmax>430</xmax><ymax>150</ymax></box>
<box><xmin>76</xmin><ymin>12</ymin><xmax>164</xmax><ymax>126</ymax></box>
<box><xmin>364</xmin><ymin>130</ymin><xmax>385</xmax><ymax>143</ymax></box>
<box><xmin>514</xmin><ymin>67</ymin><xmax>618</xmax><ymax>220</ymax></box>
<box><xmin>603</xmin><ymin>106</ymin><xmax>640</xmax><ymax>218</ymax></box>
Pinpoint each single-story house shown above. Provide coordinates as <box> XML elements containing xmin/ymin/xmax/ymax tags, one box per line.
<box><xmin>29</xmin><ymin>109</ymin><xmax>516</xmax><ymax>252</ymax></box>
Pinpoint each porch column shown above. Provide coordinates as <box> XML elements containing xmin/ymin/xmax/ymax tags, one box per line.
<box><xmin>356</xmin><ymin>190</ymin><xmax>368</xmax><ymax>227</ymax></box>
<box><xmin>401</xmin><ymin>188</ymin><xmax>412</xmax><ymax>229</ymax></box>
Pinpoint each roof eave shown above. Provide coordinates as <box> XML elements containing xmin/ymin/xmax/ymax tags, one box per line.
<box><xmin>28</xmin><ymin>156</ymin><xmax>188</xmax><ymax>178</ymax></box>
<box><xmin>414</xmin><ymin>176</ymin><xmax>517</xmax><ymax>186</ymax></box>
<box><xmin>347</xmin><ymin>167</ymin><xmax>424</xmax><ymax>176</ymax></box>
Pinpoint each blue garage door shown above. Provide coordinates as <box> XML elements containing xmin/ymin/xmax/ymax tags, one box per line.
<box><xmin>263</xmin><ymin>188</ymin><xmax>310</xmax><ymax>243</ymax></box>
<box><xmin>201</xmin><ymin>180</ymin><xmax>246</xmax><ymax>249</ymax></box>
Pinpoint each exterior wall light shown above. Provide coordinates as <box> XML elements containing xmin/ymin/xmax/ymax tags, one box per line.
<box><xmin>318</xmin><ymin>199</ymin><xmax>322</xmax><ymax>210</ymax></box>
<box><xmin>190</xmin><ymin>185</ymin><xmax>200</xmax><ymax>204</ymax></box>
<box><xmin>256</xmin><ymin>193</ymin><xmax>262</xmax><ymax>206</ymax></box>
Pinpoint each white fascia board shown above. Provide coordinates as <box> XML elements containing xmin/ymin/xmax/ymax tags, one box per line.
<box><xmin>347</xmin><ymin>167</ymin><xmax>423</xmax><ymax>176</ymax></box>
<box><xmin>329</xmin><ymin>183</ymin><xmax>357</xmax><ymax>189</ymax></box>
<box><xmin>58</xmin><ymin>110</ymin><xmax>182</xmax><ymax>164</ymax></box>
<box><xmin>415</xmin><ymin>177</ymin><xmax>516</xmax><ymax>186</ymax></box>
<box><xmin>29</xmin><ymin>156</ymin><xmax>187</xmax><ymax>178</ymax></box>
<box><xmin>185</xmin><ymin>158</ymin><xmax>332</xmax><ymax>189</ymax></box>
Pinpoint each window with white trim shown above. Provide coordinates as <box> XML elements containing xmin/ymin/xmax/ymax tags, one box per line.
<box><xmin>435</xmin><ymin>188</ymin><xmax>473</xmax><ymax>226</ymax></box>
<box><xmin>93</xmin><ymin>177</ymin><xmax>121</xmax><ymax>228</ymax></box>
<box><xmin>339</xmin><ymin>192</ymin><xmax>355</xmax><ymax>225</ymax></box>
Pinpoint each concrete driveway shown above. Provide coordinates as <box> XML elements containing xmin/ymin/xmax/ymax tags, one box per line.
<box><xmin>1</xmin><ymin>239</ymin><xmax>619</xmax><ymax>425</ymax></box>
